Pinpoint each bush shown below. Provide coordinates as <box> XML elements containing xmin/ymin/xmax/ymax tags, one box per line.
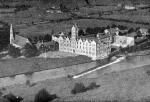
<box><xmin>86</xmin><ymin>82</ymin><xmax>100</xmax><ymax>90</ymax></box>
<box><xmin>34</xmin><ymin>88</ymin><xmax>58</xmax><ymax>102</ymax></box>
<box><xmin>146</xmin><ymin>70</ymin><xmax>150</xmax><ymax>76</ymax></box>
<box><xmin>8</xmin><ymin>44</ymin><xmax>21</xmax><ymax>58</ymax></box>
<box><xmin>3</xmin><ymin>93</ymin><xmax>23</xmax><ymax>102</ymax></box>
<box><xmin>71</xmin><ymin>83</ymin><xmax>87</xmax><ymax>94</ymax></box>
<box><xmin>22</xmin><ymin>43</ymin><xmax>40</xmax><ymax>58</ymax></box>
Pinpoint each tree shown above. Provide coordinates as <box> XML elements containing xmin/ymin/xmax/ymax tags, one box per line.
<box><xmin>86</xmin><ymin>27</ymin><xmax>95</xmax><ymax>34</ymax></box>
<box><xmin>8</xmin><ymin>44</ymin><xmax>21</xmax><ymax>58</ymax></box>
<box><xmin>34</xmin><ymin>88</ymin><xmax>58</xmax><ymax>102</ymax></box>
<box><xmin>0</xmin><ymin>22</ymin><xmax>10</xmax><ymax>51</ymax></box>
<box><xmin>78</xmin><ymin>29</ymin><xmax>85</xmax><ymax>36</ymax></box>
<box><xmin>111</xmin><ymin>24</ymin><xmax>117</xmax><ymax>28</ymax></box>
<box><xmin>43</xmin><ymin>34</ymin><xmax>52</xmax><ymax>42</ymax></box>
<box><xmin>71</xmin><ymin>83</ymin><xmax>87</xmax><ymax>94</ymax></box>
<box><xmin>106</xmin><ymin>25</ymin><xmax>110</xmax><ymax>29</ymax></box>
<box><xmin>38</xmin><ymin>35</ymin><xmax>44</xmax><ymax>42</ymax></box>
<box><xmin>27</xmin><ymin>36</ymin><xmax>34</xmax><ymax>44</ymax></box>
<box><xmin>22</xmin><ymin>43</ymin><xmax>39</xmax><ymax>58</ymax></box>
<box><xmin>118</xmin><ymin>25</ymin><xmax>127</xmax><ymax>30</ymax></box>
<box><xmin>148</xmin><ymin>28</ymin><xmax>150</xmax><ymax>34</ymax></box>
<box><xmin>33</xmin><ymin>36</ymin><xmax>38</xmax><ymax>43</ymax></box>
<box><xmin>128</xmin><ymin>28</ymin><xmax>135</xmax><ymax>33</ymax></box>
<box><xmin>137</xmin><ymin>30</ymin><xmax>142</xmax><ymax>37</ymax></box>
<box><xmin>60</xmin><ymin>4</ymin><xmax>69</xmax><ymax>12</ymax></box>
<box><xmin>3</xmin><ymin>93</ymin><xmax>23</xmax><ymax>102</ymax></box>
<box><xmin>94</xmin><ymin>27</ymin><xmax>103</xmax><ymax>33</ymax></box>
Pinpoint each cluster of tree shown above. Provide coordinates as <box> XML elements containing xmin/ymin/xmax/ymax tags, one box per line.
<box><xmin>0</xmin><ymin>4</ymin><xmax>10</xmax><ymax>8</ymax></box>
<box><xmin>39</xmin><ymin>42</ymin><xmax>59</xmax><ymax>53</ymax></box>
<box><xmin>85</xmin><ymin>27</ymin><xmax>105</xmax><ymax>35</ymax></box>
<box><xmin>78</xmin><ymin>29</ymin><xmax>85</xmax><ymax>36</ymax></box>
<box><xmin>59</xmin><ymin>4</ymin><xmax>70</xmax><ymax>12</ymax></box>
<box><xmin>78</xmin><ymin>26</ymin><xmax>111</xmax><ymax>37</ymax></box>
<box><xmin>84</xmin><ymin>24</ymin><xmax>129</xmax><ymax>36</ymax></box>
<box><xmin>34</xmin><ymin>88</ymin><xmax>58</xmax><ymax>102</ymax></box>
<box><xmin>0</xmin><ymin>93</ymin><xmax>23</xmax><ymax>102</ymax></box>
<box><xmin>8</xmin><ymin>44</ymin><xmax>21</xmax><ymax>58</ymax></box>
<box><xmin>8</xmin><ymin>43</ymin><xmax>40</xmax><ymax>58</ymax></box>
<box><xmin>28</xmin><ymin>34</ymin><xmax>52</xmax><ymax>44</ymax></box>
<box><xmin>0</xmin><ymin>22</ymin><xmax>10</xmax><ymax>51</ymax></box>
<box><xmin>128</xmin><ymin>28</ymin><xmax>135</xmax><ymax>33</ymax></box>
<box><xmin>22</xmin><ymin>43</ymin><xmax>40</xmax><ymax>58</ymax></box>
<box><xmin>0</xmin><ymin>88</ymin><xmax>58</xmax><ymax>102</ymax></box>
<box><xmin>117</xmin><ymin>25</ymin><xmax>128</xmax><ymax>30</ymax></box>
<box><xmin>71</xmin><ymin>82</ymin><xmax>100</xmax><ymax>94</ymax></box>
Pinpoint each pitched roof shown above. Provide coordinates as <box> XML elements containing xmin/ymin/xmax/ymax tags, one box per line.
<box><xmin>13</xmin><ymin>35</ymin><xmax>29</xmax><ymax>48</ymax></box>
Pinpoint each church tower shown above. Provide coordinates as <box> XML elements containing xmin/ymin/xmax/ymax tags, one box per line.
<box><xmin>71</xmin><ymin>24</ymin><xmax>78</xmax><ymax>53</ymax></box>
<box><xmin>71</xmin><ymin>23</ymin><xmax>78</xmax><ymax>40</ymax></box>
<box><xmin>10</xmin><ymin>24</ymin><xmax>14</xmax><ymax>44</ymax></box>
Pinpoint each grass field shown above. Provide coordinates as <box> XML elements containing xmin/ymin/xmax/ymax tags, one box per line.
<box><xmin>0</xmin><ymin>55</ymin><xmax>91</xmax><ymax>78</ymax></box>
<box><xmin>1</xmin><ymin>63</ymin><xmax>150</xmax><ymax>102</ymax></box>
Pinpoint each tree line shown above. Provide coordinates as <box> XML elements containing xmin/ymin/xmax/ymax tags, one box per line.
<box><xmin>28</xmin><ymin>34</ymin><xmax>52</xmax><ymax>44</ymax></box>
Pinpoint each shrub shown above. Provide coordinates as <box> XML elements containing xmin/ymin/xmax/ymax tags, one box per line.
<box><xmin>146</xmin><ymin>70</ymin><xmax>150</xmax><ymax>76</ymax></box>
<box><xmin>71</xmin><ymin>82</ymin><xmax>87</xmax><ymax>94</ymax></box>
<box><xmin>25</xmin><ymin>79</ymin><xmax>37</xmax><ymax>87</ymax></box>
<box><xmin>22</xmin><ymin>43</ymin><xmax>40</xmax><ymax>58</ymax></box>
<box><xmin>24</xmin><ymin>71</ymin><xmax>33</xmax><ymax>77</ymax></box>
<box><xmin>8</xmin><ymin>44</ymin><xmax>21</xmax><ymax>58</ymax></box>
<box><xmin>3</xmin><ymin>93</ymin><xmax>23</xmax><ymax>102</ymax></box>
<box><xmin>86</xmin><ymin>82</ymin><xmax>100</xmax><ymax>90</ymax></box>
<box><xmin>34</xmin><ymin>88</ymin><xmax>58</xmax><ymax>102</ymax></box>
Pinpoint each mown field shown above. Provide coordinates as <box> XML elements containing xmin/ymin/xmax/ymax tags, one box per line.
<box><xmin>1</xmin><ymin>62</ymin><xmax>150</xmax><ymax>102</ymax></box>
<box><xmin>0</xmin><ymin>55</ymin><xmax>91</xmax><ymax>78</ymax></box>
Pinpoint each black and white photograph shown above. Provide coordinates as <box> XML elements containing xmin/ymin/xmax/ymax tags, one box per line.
<box><xmin>0</xmin><ymin>0</ymin><xmax>150</xmax><ymax>102</ymax></box>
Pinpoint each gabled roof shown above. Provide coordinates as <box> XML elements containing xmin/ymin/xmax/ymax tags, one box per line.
<box><xmin>13</xmin><ymin>35</ymin><xmax>29</xmax><ymax>48</ymax></box>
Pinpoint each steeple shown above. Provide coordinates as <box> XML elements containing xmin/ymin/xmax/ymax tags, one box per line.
<box><xmin>10</xmin><ymin>24</ymin><xmax>14</xmax><ymax>44</ymax></box>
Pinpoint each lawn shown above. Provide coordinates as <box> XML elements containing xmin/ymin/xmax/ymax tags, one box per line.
<box><xmin>0</xmin><ymin>55</ymin><xmax>91</xmax><ymax>78</ymax></box>
<box><xmin>1</xmin><ymin>62</ymin><xmax>150</xmax><ymax>102</ymax></box>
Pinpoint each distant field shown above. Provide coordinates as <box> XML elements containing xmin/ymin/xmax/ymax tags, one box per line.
<box><xmin>0</xmin><ymin>5</ymin><xmax>150</xmax><ymax>37</ymax></box>
<box><xmin>103</xmin><ymin>14</ymin><xmax>150</xmax><ymax>24</ymax></box>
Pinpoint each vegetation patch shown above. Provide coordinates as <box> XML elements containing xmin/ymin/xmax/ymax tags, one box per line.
<box><xmin>71</xmin><ymin>82</ymin><xmax>100</xmax><ymax>94</ymax></box>
<box><xmin>22</xmin><ymin>43</ymin><xmax>40</xmax><ymax>58</ymax></box>
<box><xmin>71</xmin><ymin>82</ymin><xmax>87</xmax><ymax>94</ymax></box>
<box><xmin>34</xmin><ymin>88</ymin><xmax>58</xmax><ymax>102</ymax></box>
<box><xmin>8</xmin><ymin>44</ymin><xmax>21</xmax><ymax>58</ymax></box>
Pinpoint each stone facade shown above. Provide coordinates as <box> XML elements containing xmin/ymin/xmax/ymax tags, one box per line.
<box><xmin>52</xmin><ymin>24</ymin><xmax>112</xmax><ymax>60</ymax></box>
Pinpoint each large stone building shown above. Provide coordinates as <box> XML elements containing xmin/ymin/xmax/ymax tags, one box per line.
<box><xmin>52</xmin><ymin>24</ymin><xmax>112</xmax><ymax>60</ymax></box>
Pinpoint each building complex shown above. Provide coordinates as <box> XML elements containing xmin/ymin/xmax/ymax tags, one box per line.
<box><xmin>52</xmin><ymin>24</ymin><xmax>112</xmax><ymax>60</ymax></box>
